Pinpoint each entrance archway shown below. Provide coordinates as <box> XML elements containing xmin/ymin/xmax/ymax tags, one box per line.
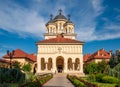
<box><xmin>56</xmin><ymin>56</ymin><xmax>64</xmax><ymax>73</ymax></box>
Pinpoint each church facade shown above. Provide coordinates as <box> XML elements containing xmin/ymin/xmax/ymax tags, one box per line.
<box><xmin>36</xmin><ymin>10</ymin><xmax>84</xmax><ymax>74</ymax></box>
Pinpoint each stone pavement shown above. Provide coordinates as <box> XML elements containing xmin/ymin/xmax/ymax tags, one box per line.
<box><xmin>43</xmin><ymin>73</ymin><xmax>74</xmax><ymax>87</ymax></box>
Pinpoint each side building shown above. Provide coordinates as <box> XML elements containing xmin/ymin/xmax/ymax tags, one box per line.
<box><xmin>0</xmin><ymin>58</ymin><xmax>10</xmax><ymax>68</ymax></box>
<box><xmin>3</xmin><ymin>49</ymin><xmax>37</xmax><ymax>72</ymax></box>
<box><xmin>83</xmin><ymin>48</ymin><xmax>111</xmax><ymax>66</ymax></box>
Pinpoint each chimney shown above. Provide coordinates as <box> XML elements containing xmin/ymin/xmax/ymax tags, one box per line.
<box><xmin>109</xmin><ymin>50</ymin><xmax>112</xmax><ymax>56</ymax></box>
<box><xmin>97</xmin><ymin>51</ymin><xmax>99</xmax><ymax>56</ymax></box>
<box><xmin>102</xmin><ymin>48</ymin><xmax>104</xmax><ymax>50</ymax></box>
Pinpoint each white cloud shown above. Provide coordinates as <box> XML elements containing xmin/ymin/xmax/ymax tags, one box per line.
<box><xmin>0</xmin><ymin>1</ymin><xmax>46</xmax><ymax>38</ymax></box>
<box><xmin>0</xmin><ymin>0</ymin><xmax>119</xmax><ymax>42</ymax></box>
<box><xmin>91</xmin><ymin>0</ymin><xmax>104</xmax><ymax>16</ymax></box>
<box><xmin>75</xmin><ymin>0</ymin><xmax>105</xmax><ymax>41</ymax></box>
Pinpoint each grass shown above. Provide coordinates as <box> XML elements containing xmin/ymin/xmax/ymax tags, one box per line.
<box><xmin>81</xmin><ymin>77</ymin><xmax>116</xmax><ymax>87</ymax></box>
<box><xmin>9</xmin><ymin>83</ymin><xmax>19</xmax><ymax>87</ymax></box>
<box><xmin>93</xmin><ymin>82</ymin><xmax>116</xmax><ymax>87</ymax></box>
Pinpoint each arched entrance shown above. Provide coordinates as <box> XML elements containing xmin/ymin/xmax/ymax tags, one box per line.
<box><xmin>56</xmin><ymin>56</ymin><xmax>64</xmax><ymax>73</ymax></box>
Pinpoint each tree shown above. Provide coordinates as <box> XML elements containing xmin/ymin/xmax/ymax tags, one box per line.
<box><xmin>109</xmin><ymin>54</ymin><xmax>120</xmax><ymax>68</ymax></box>
<box><xmin>97</xmin><ymin>60</ymin><xmax>108</xmax><ymax>73</ymax></box>
<box><xmin>12</xmin><ymin>61</ymin><xmax>21</xmax><ymax>69</ymax></box>
<box><xmin>22</xmin><ymin>63</ymin><xmax>31</xmax><ymax>72</ymax></box>
<box><xmin>84</xmin><ymin>62</ymin><xmax>98</xmax><ymax>74</ymax></box>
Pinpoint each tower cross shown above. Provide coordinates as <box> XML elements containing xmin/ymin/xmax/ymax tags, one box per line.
<box><xmin>59</xmin><ymin>9</ymin><xmax>62</xmax><ymax>15</ymax></box>
<box><xmin>50</xmin><ymin>14</ymin><xmax>53</xmax><ymax>20</ymax></box>
<box><xmin>67</xmin><ymin>14</ymin><xmax>71</xmax><ymax>20</ymax></box>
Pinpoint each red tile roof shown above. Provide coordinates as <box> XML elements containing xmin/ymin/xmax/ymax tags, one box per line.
<box><xmin>3</xmin><ymin>49</ymin><xmax>36</xmax><ymax>62</ymax></box>
<box><xmin>90</xmin><ymin>48</ymin><xmax>111</xmax><ymax>59</ymax></box>
<box><xmin>36</xmin><ymin>35</ymin><xmax>84</xmax><ymax>44</ymax></box>
<box><xmin>27</xmin><ymin>54</ymin><xmax>37</xmax><ymax>62</ymax></box>
<box><xmin>84</xmin><ymin>48</ymin><xmax>111</xmax><ymax>63</ymax></box>
<box><xmin>3</xmin><ymin>49</ymin><xmax>28</xmax><ymax>58</ymax></box>
<box><xmin>0</xmin><ymin>58</ymin><xmax>10</xmax><ymax>63</ymax></box>
<box><xmin>83</xmin><ymin>54</ymin><xmax>91</xmax><ymax>62</ymax></box>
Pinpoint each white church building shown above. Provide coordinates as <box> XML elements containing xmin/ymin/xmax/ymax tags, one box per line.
<box><xmin>36</xmin><ymin>10</ymin><xmax>84</xmax><ymax>74</ymax></box>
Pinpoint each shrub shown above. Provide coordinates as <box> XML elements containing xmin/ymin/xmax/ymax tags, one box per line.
<box><xmin>84</xmin><ymin>62</ymin><xmax>98</xmax><ymax>74</ymax></box>
<box><xmin>115</xmin><ymin>81</ymin><xmax>120</xmax><ymax>87</ymax></box>
<box><xmin>22</xmin><ymin>63</ymin><xmax>31</xmax><ymax>72</ymax></box>
<box><xmin>67</xmin><ymin>75</ymin><xmax>86</xmax><ymax>87</ymax></box>
<box><xmin>102</xmin><ymin>76</ymin><xmax>119</xmax><ymax>84</ymax></box>
<box><xmin>95</xmin><ymin>73</ymin><xmax>105</xmax><ymax>82</ymax></box>
<box><xmin>72</xmin><ymin>78</ymin><xmax>86</xmax><ymax>87</ymax></box>
<box><xmin>0</xmin><ymin>83</ymin><xmax>9</xmax><ymax>87</ymax></box>
<box><xmin>0</xmin><ymin>68</ymin><xmax>25</xmax><ymax>83</ymax></box>
<box><xmin>87</xmin><ymin>74</ymin><xmax>96</xmax><ymax>82</ymax></box>
<box><xmin>25</xmin><ymin>72</ymin><xmax>36</xmax><ymax>82</ymax></box>
<box><xmin>24</xmin><ymin>81</ymin><xmax>41</xmax><ymax>87</ymax></box>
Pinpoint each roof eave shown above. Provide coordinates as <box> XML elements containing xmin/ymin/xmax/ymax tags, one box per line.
<box><xmin>36</xmin><ymin>42</ymin><xmax>84</xmax><ymax>45</ymax></box>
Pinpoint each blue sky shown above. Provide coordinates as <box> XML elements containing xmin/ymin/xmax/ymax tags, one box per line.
<box><xmin>0</xmin><ymin>0</ymin><xmax>120</xmax><ymax>57</ymax></box>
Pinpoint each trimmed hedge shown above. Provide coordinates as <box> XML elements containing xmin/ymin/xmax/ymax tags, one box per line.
<box><xmin>20</xmin><ymin>80</ymin><xmax>41</xmax><ymax>87</ymax></box>
<box><xmin>95</xmin><ymin>73</ymin><xmax>105</xmax><ymax>82</ymax></box>
<box><xmin>67</xmin><ymin>76</ymin><xmax>86</xmax><ymax>87</ymax></box>
<box><xmin>19</xmin><ymin>73</ymin><xmax>53</xmax><ymax>87</ymax></box>
<box><xmin>67</xmin><ymin>75</ymin><xmax>98</xmax><ymax>87</ymax></box>
<box><xmin>102</xmin><ymin>76</ymin><xmax>119</xmax><ymax>84</ymax></box>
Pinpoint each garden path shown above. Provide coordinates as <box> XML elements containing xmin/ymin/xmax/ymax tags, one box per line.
<box><xmin>43</xmin><ymin>73</ymin><xmax>74</xmax><ymax>87</ymax></box>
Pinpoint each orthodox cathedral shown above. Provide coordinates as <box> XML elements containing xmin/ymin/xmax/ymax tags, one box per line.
<box><xmin>36</xmin><ymin>10</ymin><xmax>84</xmax><ymax>74</ymax></box>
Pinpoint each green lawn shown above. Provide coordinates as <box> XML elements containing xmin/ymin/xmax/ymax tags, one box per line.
<box><xmin>93</xmin><ymin>82</ymin><xmax>116</xmax><ymax>87</ymax></box>
<box><xmin>9</xmin><ymin>83</ymin><xmax>19</xmax><ymax>87</ymax></box>
<box><xmin>81</xmin><ymin>77</ymin><xmax>117</xmax><ymax>87</ymax></box>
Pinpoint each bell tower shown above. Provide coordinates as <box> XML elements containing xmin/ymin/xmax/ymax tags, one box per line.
<box><xmin>44</xmin><ymin>9</ymin><xmax>76</xmax><ymax>39</ymax></box>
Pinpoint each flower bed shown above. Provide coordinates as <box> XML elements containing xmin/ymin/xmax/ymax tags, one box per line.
<box><xmin>19</xmin><ymin>73</ymin><xmax>53</xmax><ymax>87</ymax></box>
<box><xmin>67</xmin><ymin>75</ymin><xmax>98</xmax><ymax>87</ymax></box>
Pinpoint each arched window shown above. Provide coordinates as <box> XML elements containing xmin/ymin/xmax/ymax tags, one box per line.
<box><xmin>50</xmin><ymin>27</ymin><xmax>52</xmax><ymax>33</ymax></box>
<box><xmin>41</xmin><ymin>58</ymin><xmax>45</xmax><ymax>70</ymax></box>
<box><xmin>68</xmin><ymin>58</ymin><xmax>73</xmax><ymax>70</ymax></box>
<box><xmin>60</xmin><ymin>23</ymin><xmax>62</xmax><ymax>30</ymax></box>
<box><xmin>48</xmin><ymin>58</ymin><xmax>52</xmax><ymax>70</ymax></box>
<box><xmin>69</xmin><ymin>27</ymin><xmax>71</xmax><ymax>33</ymax></box>
<box><xmin>75</xmin><ymin>58</ymin><xmax>80</xmax><ymax>70</ymax></box>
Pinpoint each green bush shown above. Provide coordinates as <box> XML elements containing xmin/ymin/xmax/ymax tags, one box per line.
<box><xmin>0</xmin><ymin>83</ymin><xmax>9</xmax><ymax>87</ymax></box>
<box><xmin>22</xmin><ymin>63</ymin><xmax>31</xmax><ymax>72</ymax></box>
<box><xmin>0</xmin><ymin>68</ymin><xmax>25</xmax><ymax>83</ymax></box>
<box><xmin>95</xmin><ymin>73</ymin><xmax>105</xmax><ymax>82</ymax></box>
<box><xmin>102</xmin><ymin>76</ymin><xmax>119</xmax><ymax>84</ymax></box>
<box><xmin>24</xmin><ymin>81</ymin><xmax>41</xmax><ymax>87</ymax></box>
<box><xmin>67</xmin><ymin>76</ymin><xmax>86</xmax><ymax>87</ymax></box>
<box><xmin>88</xmin><ymin>74</ymin><xmax>96</xmax><ymax>82</ymax></box>
<box><xmin>84</xmin><ymin>62</ymin><xmax>98</xmax><ymax>74</ymax></box>
<box><xmin>72</xmin><ymin>78</ymin><xmax>86</xmax><ymax>87</ymax></box>
<box><xmin>115</xmin><ymin>81</ymin><xmax>120</xmax><ymax>87</ymax></box>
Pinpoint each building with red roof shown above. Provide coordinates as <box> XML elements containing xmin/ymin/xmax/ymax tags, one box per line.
<box><xmin>0</xmin><ymin>58</ymin><xmax>10</xmax><ymax>68</ymax></box>
<box><xmin>36</xmin><ymin>10</ymin><xmax>84</xmax><ymax>75</ymax></box>
<box><xmin>3</xmin><ymin>49</ymin><xmax>36</xmax><ymax>65</ymax></box>
<box><xmin>83</xmin><ymin>48</ymin><xmax>111</xmax><ymax>65</ymax></box>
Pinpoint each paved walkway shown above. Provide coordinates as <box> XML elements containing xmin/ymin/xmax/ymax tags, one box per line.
<box><xmin>43</xmin><ymin>73</ymin><xmax>74</xmax><ymax>87</ymax></box>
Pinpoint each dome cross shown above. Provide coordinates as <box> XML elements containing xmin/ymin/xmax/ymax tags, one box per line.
<box><xmin>67</xmin><ymin>14</ymin><xmax>71</xmax><ymax>20</ymax></box>
<box><xmin>50</xmin><ymin>14</ymin><xmax>53</xmax><ymax>20</ymax></box>
<box><xmin>59</xmin><ymin>9</ymin><xmax>62</xmax><ymax>15</ymax></box>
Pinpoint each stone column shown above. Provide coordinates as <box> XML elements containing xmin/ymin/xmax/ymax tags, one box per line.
<box><xmin>64</xmin><ymin>58</ymin><xmax>67</xmax><ymax>73</ymax></box>
<box><xmin>45</xmin><ymin>63</ymin><xmax>48</xmax><ymax>70</ymax></box>
<box><xmin>45</xmin><ymin>58</ymin><xmax>48</xmax><ymax>71</ymax></box>
<box><xmin>73</xmin><ymin>63</ymin><xmax>75</xmax><ymax>71</ymax></box>
<box><xmin>53</xmin><ymin>58</ymin><xmax>56</xmax><ymax>73</ymax></box>
<box><xmin>37</xmin><ymin>55</ymin><xmax>41</xmax><ymax>73</ymax></box>
<box><xmin>80</xmin><ymin>61</ymin><xmax>83</xmax><ymax>73</ymax></box>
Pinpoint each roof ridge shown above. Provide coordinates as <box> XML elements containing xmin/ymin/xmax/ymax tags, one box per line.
<box><xmin>37</xmin><ymin>36</ymin><xmax>84</xmax><ymax>44</ymax></box>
